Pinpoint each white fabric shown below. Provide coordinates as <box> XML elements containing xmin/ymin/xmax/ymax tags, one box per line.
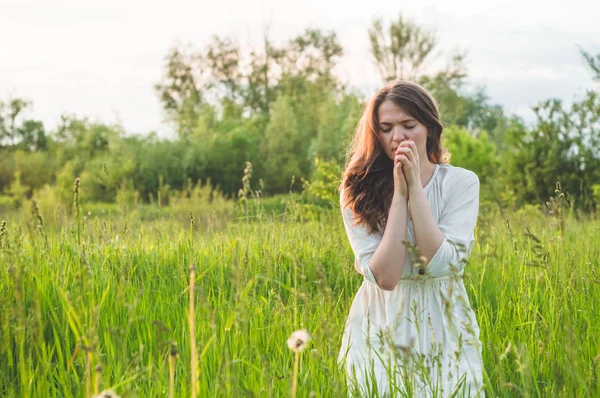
<box><xmin>338</xmin><ymin>164</ymin><xmax>485</xmax><ymax>397</ymax></box>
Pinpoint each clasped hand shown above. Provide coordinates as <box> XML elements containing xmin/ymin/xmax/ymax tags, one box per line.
<box><xmin>394</xmin><ymin>139</ymin><xmax>421</xmax><ymax>197</ymax></box>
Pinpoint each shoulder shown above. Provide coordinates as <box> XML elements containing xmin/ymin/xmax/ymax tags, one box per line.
<box><xmin>339</xmin><ymin>186</ymin><xmax>347</xmax><ymax>208</ymax></box>
<box><xmin>436</xmin><ymin>164</ymin><xmax>480</xmax><ymax>204</ymax></box>
<box><xmin>438</xmin><ymin>163</ymin><xmax>479</xmax><ymax>187</ymax></box>
<box><xmin>339</xmin><ymin>187</ymin><xmax>353</xmax><ymax>219</ymax></box>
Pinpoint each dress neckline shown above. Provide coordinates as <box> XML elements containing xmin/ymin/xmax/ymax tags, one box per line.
<box><xmin>423</xmin><ymin>163</ymin><xmax>440</xmax><ymax>192</ymax></box>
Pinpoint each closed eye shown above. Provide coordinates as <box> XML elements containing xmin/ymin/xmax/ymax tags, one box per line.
<box><xmin>380</xmin><ymin>125</ymin><xmax>416</xmax><ymax>132</ymax></box>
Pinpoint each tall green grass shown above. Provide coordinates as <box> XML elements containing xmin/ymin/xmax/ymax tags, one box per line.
<box><xmin>0</xmin><ymin>185</ymin><xmax>598</xmax><ymax>397</ymax></box>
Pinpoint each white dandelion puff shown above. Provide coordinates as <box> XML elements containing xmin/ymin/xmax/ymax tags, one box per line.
<box><xmin>287</xmin><ymin>329</ymin><xmax>311</xmax><ymax>352</ymax></box>
<box><xmin>92</xmin><ymin>390</ymin><xmax>120</xmax><ymax>398</ymax></box>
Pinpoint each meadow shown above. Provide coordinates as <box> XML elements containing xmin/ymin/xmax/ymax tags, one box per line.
<box><xmin>0</xmin><ymin>183</ymin><xmax>599</xmax><ymax>397</ymax></box>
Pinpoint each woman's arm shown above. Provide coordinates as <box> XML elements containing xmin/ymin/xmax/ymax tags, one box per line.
<box><xmin>408</xmin><ymin>186</ymin><xmax>444</xmax><ymax>262</ymax></box>
<box><xmin>396</xmin><ymin>140</ymin><xmax>480</xmax><ymax>277</ymax></box>
<box><xmin>368</xmin><ymin>193</ymin><xmax>409</xmax><ymax>290</ymax></box>
<box><xmin>341</xmin><ymin>192</ymin><xmax>409</xmax><ymax>291</ymax></box>
<box><xmin>411</xmin><ymin>171</ymin><xmax>480</xmax><ymax>277</ymax></box>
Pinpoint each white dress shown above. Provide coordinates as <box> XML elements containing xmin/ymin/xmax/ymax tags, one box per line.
<box><xmin>338</xmin><ymin>163</ymin><xmax>484</xmax><ymax>397</ymax></box>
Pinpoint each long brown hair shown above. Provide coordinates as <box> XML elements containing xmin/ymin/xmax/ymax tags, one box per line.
<box><xmin>340</xmin><ymin>80</ymin><xmax>449</xmax><ymax>235</ymax></box>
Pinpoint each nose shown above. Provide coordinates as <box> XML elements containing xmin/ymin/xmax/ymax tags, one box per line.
<box><xmin>392</xmin><ymin>126</ymin><xmax>406</xmax><ymax>143</ymax></box>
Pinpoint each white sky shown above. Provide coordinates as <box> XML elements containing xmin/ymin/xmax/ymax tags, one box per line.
<box><xmin>1</xmin><ymin>0</ymin><xmax>599</xmax><ymax>137</ymax></box>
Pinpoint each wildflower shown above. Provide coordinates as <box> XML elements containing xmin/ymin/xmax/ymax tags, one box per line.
<box><xmin>288</xmin><ymin>329</ymin><xmax>311</xmax><ymax>398</ymax></box>
<box><xmin>92</xmin><ymin>390</ymin><xmax>120</xmax><ymax>398</ymax></box>
<box><xmin>287</xmin><ymin>329</ymin><xmax>311</xmax><ymax>352</ymax></box>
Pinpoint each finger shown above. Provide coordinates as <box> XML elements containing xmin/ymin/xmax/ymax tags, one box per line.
<box><xmin>397</xmin><ymin>151</ymin><xmax>414</xmax><ymax>163</ymax></box>
<box><xmin>395</xmin><ymin>154</ymin><xmax>408</xmax><ymax>164</ymax></box>
<box><xmin>398</xmin><ymin>147</ymin><xmax>416</xmax><ymax>163</ymax></box>
<box><xmin>394</xmin><ymin>162</ymin><xmax>405</xmax><ymax>176</ymax></box>
<box><xmin>395</xmin><ymin>147</ymin><xmax>411</xmax><ymax>157</ymax></box>
<box><xmin>396</xmin><ymin>142</ymin><xmax>410</xmax><ymax>154</ymax></box>
<box><xmin>397</xmin><ymin>155</ymin><xmax>413</xmax><ymax>167</ymax></box>
<box><xmin>395</xmin><ymin>164</ymin><xmax>406</xmax><ymax>179</ymax></box>
<box><xmin>408</xmin><ymin>140</ymin><xmax>419</xmax><ymax>160</ymax></box>
<box><xmin>395</xmin><ymin>150</ymin><xmax>410</xmax><ymax>163</ymax></box>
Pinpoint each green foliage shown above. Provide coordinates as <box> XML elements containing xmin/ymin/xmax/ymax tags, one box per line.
<box><xmin>503</xmin><ymin>92</ymin><xmax>600</xmax><ymax>210</ymax></box>
<box><xmin>0</xmin><ymin>97</ymin><xmax>47</xmax><ymax>150</ymax></box>
<box><xmin>443</xmin><ymin>125</ymin><xmax>498</xmax><ymax>184</ymax></box>
<box><xmin>260</xmin><ymin>95</ymin><xmax>304</xmax><ymax>193</ymax></box>
<box><xmin>368</xmin><ymin>15</ymin><xmax>438</xmax><ymax>82</ymax></box>
<box><xmin>309</xmin><ymin>93</ymin><xmax>362</xmax><ymax>166</ymax></box>
<box><xmin>31</xmin><ymin>184</ymin><xmax>68</xmax><ymax>226</ymax></box>
<box><xmin>304</xmin><ymin>157</ymin><xmax>342</xmax><ymax>209</ymax></box>
<box><xmin>592</xmin><ymin>184</ymin><xmax>600</xmax><ymax>209</ymax></box>
<box><xmin>170</xmin><ymin>178</ymin><xmax>234</xmax><ymax>227</ymax></box>
<box><xmin>54</xmin><ymin>161</ymin><xmax>77</xmax><ymax>209</ymax></box>
<box><xmin>0</xmin><ymin>193</ymin><xmax>598</xmax><ymax>396</ymax></box>
<box><xmin>2</xmin><ymin>21</ymin><xmax>600</xmax><ymax>397</ymax></box>
<box><xmin>7</xmin><ymin>171</ymin><xmax>28</xmax><ymax>207</ymax></box>
<box><xmin>366</xmin><ymin>14</ymin><xmax>509</xmax><ymax>139</ymax></box>
<box><xmin>154</xmin><ymin>46</ymin><xmax>204</xmax><ymax>140</ymax></box>
<box><xmin>0</xmin><ymin>195</ymin><xmax>18</xmax><ymax>213</ymax></box>
<box><xmin>0</xmin><ymin>149</ymin><xmax>55</xmax><ymax>195</ymax></box>
<box><xmin>82</xmin><ymin>155</ymin><xmax>136</xmax><ymax>203</ymax></box>
<box><xmin>581</xmin><ymin>47</ymin><xmax>600</xmax><ymax>81</ymax></box>
<box><xmin>202</xmin><ymin>120</ymin><xmax>263</xmax><ymax>196</ymax></box>
<box><xmin>115</xmin><ymin>179</ymin><xmax>139</xmax><ymax>212</ymax></box>
<box><xmin>0</xmin><ymin>17</ymin><xmax>598</xmax><ymax>214</ymax></box>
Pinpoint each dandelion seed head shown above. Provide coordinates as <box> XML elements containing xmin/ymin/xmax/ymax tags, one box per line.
<box><xmin>287</xmin><ymin>329</ymin><xmax>311</xmax><ymax>352</ymax></box>
<box><xmin>92</xmin><ymin>390</ymin><xmax>120</xmax><ymax>398</ymax></box>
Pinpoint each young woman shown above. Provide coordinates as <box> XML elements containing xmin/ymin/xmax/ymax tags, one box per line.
<box><xmin>337</xmin><ymin>80</ymin><xmax>484</xmax><ymax>397</ymax></box>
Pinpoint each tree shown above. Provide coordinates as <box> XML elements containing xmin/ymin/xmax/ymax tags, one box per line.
<box><xmin>368</xmin><ymin>14</ymin><xmax>508</xmax><ymax>137</ymax></box>
<box><xmin>0</xmin><ymin>97</ymin><xmax>47</xmax><ymax>151</ymax></box>
<box><xmin>308</xmin><ymin>93</ymin><xmax>362</xmax><ymax>166</ymax></box>
<box><xmin>368</xmin><ymin>15</ymin><xmax>438</xmax><ymax>82</ymax></box>
<box><xmin>154</xmin><ymin>45</ymin><xmax>205</xmax><ymax>140</ymax></box>
<box><xmin>203</xmin><ymin>35</ymin><xmax>243</xmax><ymax>103</ymax></box>
<box><xmin>502</xmin><ymin>93</ymin><xmax>600</xmax><ymax>210</ymax></box>
<box><xmin>16</xmin><ymin>120</ymin><xmax>47</xmax><ymax>151</ymax></box>
<box><xmin>243</xmin><ymin>34</ymin><xmax>283</xmax><ymax>116</ymax></box>
<box><xmin>443</xmin><ymin>125</ymin><xmax>498</xmax><ymax>185</ymax></box>
<box><xmin>581</xmin><ymin>48</ymin><xmax>600</xmax><ymax>82</ymax></box>
<box><xmin>0</xmin><ymin>97</ymin><xmax>30</xmax><ymax>147</ymax></box>
<box><xmin>280</xmin><ymin>28</ymin><xmax>343</xmax><ymax>88</ymax></box>
<box><xmin>259</xmin><ymin>95</ymin><xmax>303</xmax><ymax>193</ymax></box>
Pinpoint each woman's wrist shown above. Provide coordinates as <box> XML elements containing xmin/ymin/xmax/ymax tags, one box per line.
<box><xmin>408</xmin><ymin>178</ymin><xmax>423</xmax><ymax>193</ymax></box>
<box><xmin>392</xmin><ymin>192</ymin><xmax>409</xmax><ymax>206</ymax></box>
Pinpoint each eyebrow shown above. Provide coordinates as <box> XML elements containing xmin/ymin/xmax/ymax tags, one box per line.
<box><xmin>379</xmin><ymin>118</ymin><xmax>416</xmax><ymax>125</ymax></box>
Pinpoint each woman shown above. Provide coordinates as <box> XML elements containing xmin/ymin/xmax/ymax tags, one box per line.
<box><xmin>337</xmin><ymin>80</ymin><xmax>484</xmax><ymax>397</ymax></box>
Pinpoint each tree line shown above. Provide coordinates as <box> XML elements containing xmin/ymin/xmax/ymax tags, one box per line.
<box><xmin>1</xmin><ymin>14</ymin><xmax>599</xmax><ymax>213</ymax></box>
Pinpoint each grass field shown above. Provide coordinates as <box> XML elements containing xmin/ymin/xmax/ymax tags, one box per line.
<box><xmin>0</xmin><ymin>191</ymin><xmax>599</xmax><ymax>397</ymax></box>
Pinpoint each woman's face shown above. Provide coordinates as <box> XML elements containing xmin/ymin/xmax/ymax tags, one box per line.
<box><xmin>375</xmin><ymin>99</ymin><xmax>429</xmax><ymax>163</ymax></box>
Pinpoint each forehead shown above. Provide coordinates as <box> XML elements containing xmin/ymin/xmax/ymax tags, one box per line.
<box><xmin>377</xmin><ymin>100</ymin><xmax>415</xmax><ymax>122</ymax></box>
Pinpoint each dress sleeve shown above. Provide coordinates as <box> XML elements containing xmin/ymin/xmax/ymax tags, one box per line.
<box><xmin>340</xmin><ymin>192</ymin><xmax>382</xmax><ymax>285</ymax></box>
<box><xmin>426</xmin><ymin>170</ymin><xmax>480</xmax><ymax>277</ymax></box>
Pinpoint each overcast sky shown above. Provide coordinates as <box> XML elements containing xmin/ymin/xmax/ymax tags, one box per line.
<box><xmin>1</xmin><ymin>0</ymin><xmax>599</xmax><ymax>137</ymax></box>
